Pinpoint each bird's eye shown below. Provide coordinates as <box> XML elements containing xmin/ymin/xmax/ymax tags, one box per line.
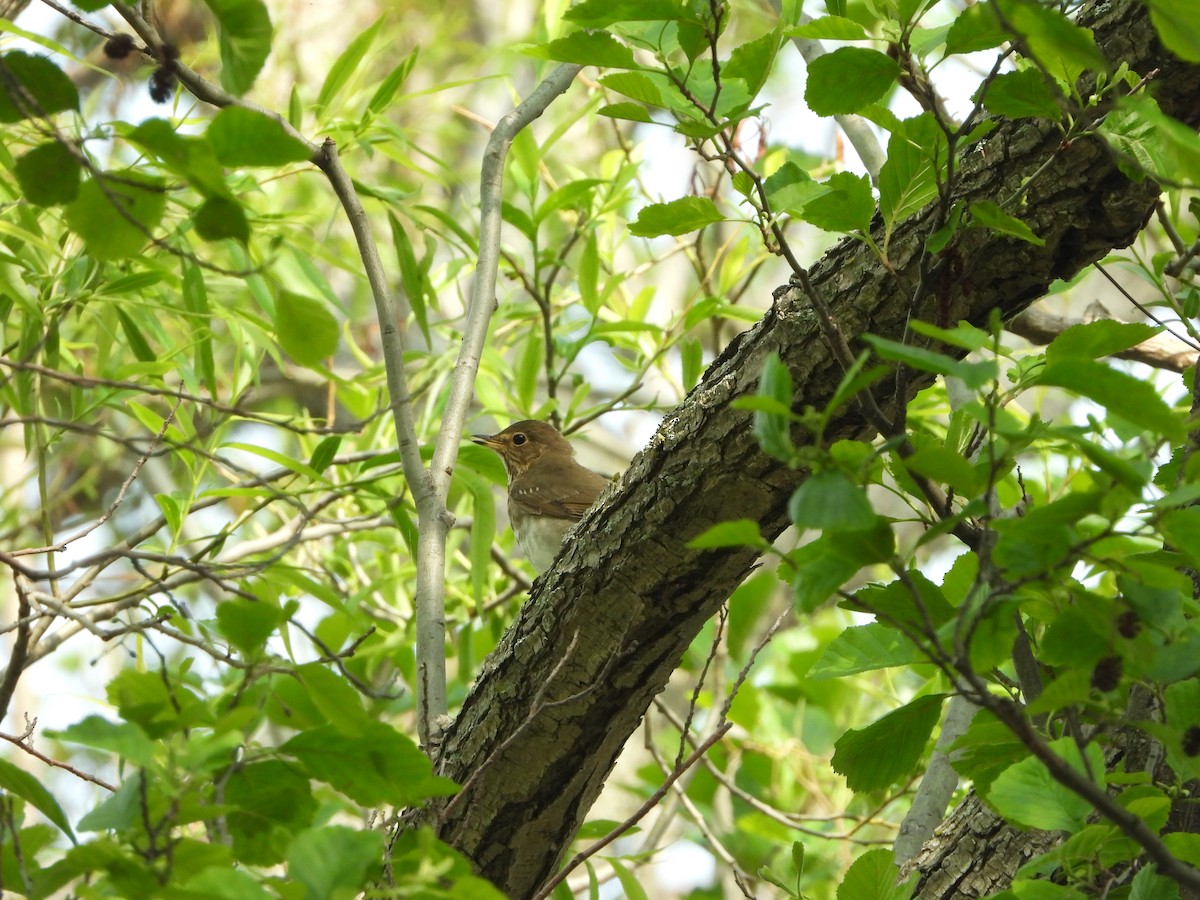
<box><xmin>513</xmin><ymin>433</ymin><xmax>527</xmax><ymax>445</ymax></box>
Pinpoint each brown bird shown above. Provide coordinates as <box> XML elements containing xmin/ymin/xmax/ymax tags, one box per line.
<box><xmin>472</xmin><ymin>420</ymin><xmax>609</xmax><ymax>572</ymax></box>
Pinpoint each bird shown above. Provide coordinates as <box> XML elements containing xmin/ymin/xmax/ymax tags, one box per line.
<box><xmin>472</xmin><ymin>420</ymin><xmax>609</xmax><ymax>572</ymax></box>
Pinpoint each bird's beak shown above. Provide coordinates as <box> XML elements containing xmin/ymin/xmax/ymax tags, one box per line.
<box><xmin>472</xmin><ymin>433</ymin><xmax>500</xmax><ymax>448</ymax></box>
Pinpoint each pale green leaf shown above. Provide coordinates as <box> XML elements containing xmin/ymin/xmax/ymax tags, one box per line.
<box><xmin>805</xmin><ymin>48</ymin><xmax>899</xmax><ymax>116</ymax></box>
<box><xmin>832</xmin><ymin>695</ymin><xmax>945</xmax><ymax>792</ymax></box>
<box><xmin>201</xmin><ymin>0</ymin><xmax>274</xmax><ymax>95</ymax></box>
<box><xmin>629</xmin><ymin>196</ymin><xmax>723</xmax><ymax>236</ymax></box>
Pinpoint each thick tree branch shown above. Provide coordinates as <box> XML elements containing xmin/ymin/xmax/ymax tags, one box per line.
<box><xmin>411</xmin><ymin>2</ymin><xmax>1200</xmax><ymax>896</ymax></box>
<box><xmin>1008</xmin><ymin>301</ymin><xmax>1200</xmax><ymax>372</ymax></box>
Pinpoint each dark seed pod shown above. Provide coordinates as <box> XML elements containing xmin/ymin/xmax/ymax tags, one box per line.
<box><xmin>149</xmin><ymin>66</ymin><xmax>176</xmax><ymax>103</ymax></box>
<box><xmin>1091</xmin><ymin>655</ymin><xmax>1123</xmax><ymax>693</ymax></box>
<box><xmin>1116</xmin><ymin>609</ymin><xmax>1141</xmax><ymax>639</ymax></box>
<box><xmin>1183</xmin><ymin>726</ymin><xmax>1200</xmax><ymax>757</ymax></box>
<box><xmin>104</xmin><ymin>33</ymin><xmax>137</xmax><ymax>60</ymax></box>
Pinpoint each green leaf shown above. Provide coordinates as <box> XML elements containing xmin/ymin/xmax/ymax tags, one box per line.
<box><xmin>221</xmin><ymin>443</ymin><xmax>322</xmax><ymax>480</ymax></box>
<box><xmin>216</xmin><ymin>598</ymin><xmax>286</xmax><ymax>654</ymax></box>
<box><xmin>183</xmin><ymin>867</ymin><xmax>274</xmax><ymax>900</ymax></box>
<box><xmin>1161</xmin><ymin>507</ymin><xmax>1200</xmax><ymax>570</ymax></box>
<box><xmin>537</xmin><ymin>179</ymin><xmax>602</xmax><ymax>222</ymax></box>
<box><xmin>183</xmin><ymin>261</ymin><xmax>217</xmax><ymax>396</ymax></box>
<box><xmin>832</xmin><ymin>695</ymin><xmax>945</xmax><ymax>792</ymax></box>
<box><xmin>1129</xmin><ymin>865</ymin><xmax>1181</xmax><ymax>900</ymax></box>
<box><xmin>724</xmin><ymin>30</ymin><xmax>780</xmax><ymax>97</ymax></box>
<box><xmin>53</xmin><ymin>716</ymin><xmax>157</xmax><ymax>767</ymax></box>
<box><xmin>309</xmin><ymin>435</ymin><xmax>341</xmax><ymax>474</ymax></box>
<box><xmin>1071</xmin><ymin>436</ymin><xmax>1149</xmax><ymax>493</ymax></box>
<box><xmin>454</xmin><ymin>465</ymin><xmax>496</xmax><ymax>602</ymax></box>
<box><xmin>791</xmin><ymin>522</ymin><xmax>895</xmax><ymax>612</ymax></box>
<box><xmin>950</xmin><ymin>711</ymin><xmax>1026</xmax><ymax>793</ymax></box>
<box><xmin>864</xmin><ymin>334</ymin><xmax>997</xmax><ymax>389</ymax></box>
<box><xmin>201</xmin><ymin>0</ymin><xmax>274</xmax><ymax>95</ymax></box>
<box><xmin>751</xmin><ymin>351</ymin><xmax>796</xmax><ymax>462</ymax></box>
<box><xmin>787</xmin><ymin>15</ymin><xmax>869</xmax><ymax>40</ymax></box>
<box><xmin>64</xmin><ymin>171</ymin><xmax>166</xmax><ymax>261</ymax></box>
<box><xmin>609</xmin><ymin>858</ymin><xmax>651</xmax><ymax>900</ymax></box>
<box><xmin>107</xmin><ymin>668</ymin><xmax>203</xmax><ymax>738</ymax></box>
<box><xmin>115</xmin><ymin>307</ymin><xmax>156</xmax><ymax>362</ymax></box>
<box><xmin>688</xmin><ymin>519</ymin><xmax>767</xmax><ymax>549</ymax></box>
<box><xmin>837</xmin><ymin>848</ymin><xmax>915</xmax><ymax>900</ymax></box>
<box><xmin>945</xmin><ymin>1</ymin><xmax>1007</xmax><ymax>54</ymax></box>
<box><xmin>1038</xmin><ymin>358</ymin><xmax>1184</xmax><ymax>441</ymax></box>
<box><xmin>274</xmin><ymin>291</ymin><xmax>339</xmax><ymax>368</ymax></box>
<box><xmin>388</xmin><ymin>213</ymin><xmax>432</xmax><ymax>344</ymax></box>
<box><xmin>804</xmin><ymin>48</ymin><xmax>899</xmax><ymax>116</ymax></box>
<box><xmin>195</xmin><ymin>195</ymin><xmax>250</xmax><ymax>243</ymax></box>
<box><xmin>982</xmin><ymin>68</ymin><xmax>1061</xmax><ymax>120</ymax></box>
<box><xmin>801</xmin><ymin>171</ymin><xmax>874</xmax><ymax>234</ymax></box>
<box><xmin>564</xmin><ymin>0</ymin><xmax>688</xmax><ymax>27</ymax></box>
<box><xmin>14</xmin><ymin>142</ymin><xmax>80</xmax><ymax>206</ymax></box>
<box><xmin>544</xmin><ymin>30</ymin><xmax>636</xmax><ymax>68</ymax></box>
<box><xmin>968</xmin><ymin>200</ymin><xmax>1045</xmax><ymax>246</ymax></box>
<box><xmin>208</xmin><ymin>106</ymin><xmax>311</xmax><ymax>167</ymax></box>
<box><xmin>295</xmin><ymin>663</ymin><xmax>369</xmax><ymax>736</ymax></box>
<box><xmin>1164</xmin><ymin>833</ymin><xmax>1200</xmax><ymax>866</ymax></box>
<box><xmin>808</xmin><ymin>623</ymin><xmax>925</xmax><ymax>679</ymax></box>
<box><xmin>317</xmin><ymin>14</ymin><xmax>384</xmax><ymax>111</ymax></box>
<box><xmin>599</xmin><ymin>71</ymin><xmax>667</xmax><ymax>107</ymax></box>
<box><xmin>78</xmin><ymin>774</ymin><xmax>141</xmax><ymax>833</ymax></box>
<box><xmin>879</xmin><ymin>115</ymin><xmax>943</xmax><ymax>228</ymax></box>
<box><xmin>0</xmin><ymin>51</ymin><xmax>78</xmax><ymax>122</ymax></box>
<box><xmin>226</xmin><ymin>760</ymin><xmax>317</xmax><ymax>866</ymax></box>
<box><xmin>1146</xmin><ymin>0</ymin><xmax>1200</xmax><ymax>61</ymax></box>
<box><xmin>851</xmin><ymin>572</ymin><xmax>956</xmax><ymax>628</ymax></box>
<box><xmin>902</xmin><ymin>443</ymin><xmax>980</xmax><ymax>495</ymax></box>
<box><xmin>0</xmin><ymin>757</ymin><xmax>76</xmax><ymax>844</ymax></box>
<box><xmin>598</xmin><ymin>102</ymin><xmax>655</xmax><ymax>123</ymax></box>
<box><xmin>996</xmin><ymin>0</ymin><xmax>1106</xmax><ymax>87</ymax></box>
<box><xmin>1045</xmin><ymin>319</ymin><xmax>1162</xmax><ymax>363</ymax></box>
<box><xmin>126</xmin><ymin>118</ymin><xmax>228</xmax><ymax>197</ymax></box>
<box><xmin>681</xmin><ymin>336</ymin><xmax>703</xmax><ymax>389</ymax></box>
<box><xmin>366</xmin><ymin>49</ymin><xmax>418</xmax><ymax>114</ymax></box>
<box><xmin>282</xmin><ymin>722</ymin><xmax>457</xmax><ymax>806</ymax></box>
<box><xmin>287</xmin><ymin>825</ymin><xmax>384</xmax><ymax>900</ymax></box>
<box><xmin>988</xmin><ymin>737</ymin><xmax>1105</xmax><ymax>831</ymax></box>
<box><xmin>629</xmin><ymin>196</ymin><xmax>724</xmax><ymax>236</ymax></box>
<box><xmin>789</xmin><ymin>471</ymin><xmax>877</xmax><ymax>531</ymax></box>
<box><xmin>1040</xmin><ymin>607</ymin><xmax>1111</xmax><ymax>668</ymax></box>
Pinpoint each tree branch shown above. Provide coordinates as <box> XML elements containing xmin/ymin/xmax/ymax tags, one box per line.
<box><xmin>409</xmin><ymin>3</ymin><xmax>1200</xmax><ymax>895</ymax></box>
<box><xmin>415</xmin><ymin>63</ymin><xmax>583</xmax><ymax>745</ymax></box>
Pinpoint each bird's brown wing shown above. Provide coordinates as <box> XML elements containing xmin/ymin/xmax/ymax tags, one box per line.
<box><xmin>509</xmin><ymin>459</ymin><xmax>609</xmax><ymax>520</ymax></box>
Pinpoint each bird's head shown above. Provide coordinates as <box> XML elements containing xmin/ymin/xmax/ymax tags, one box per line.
<box><xmin>471</xmin><ymin>420</ymin><xmax>574</xmax><ymax>479</ymax></box>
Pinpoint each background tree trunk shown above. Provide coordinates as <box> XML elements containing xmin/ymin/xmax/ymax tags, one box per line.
<box><xmin>413</xmin><ymin>3</ymin><xmax>1200</xmax><ymax>896</ymax></box>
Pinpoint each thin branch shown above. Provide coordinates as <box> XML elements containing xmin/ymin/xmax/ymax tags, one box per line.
<box><xmin>12</xmin><ymin>397</ymin><xmax>179</xmax><ymax>558</ymax></box>
<box><xmin>0</xmin><ymin>579</ymin><xmax>32</xmax><ymax>721</ymax></box>
<box><xmin>530</xmin><ymin>722</ymin><xmax>733</xmax><ymax>900</ymax></box>
<box><xmin>412</xmin><ymin>63</ymin><xmax>582</xmax><ymax>746</ymax></box>
<box><xmin>0</xmin><ymin>716</ymin><xmax>116</xmax><ymax>792</ymax></box>
<box><xmin>651</xmin><ymin>738</ymin><xmax>755</xmax><ymax>898</ymax></box>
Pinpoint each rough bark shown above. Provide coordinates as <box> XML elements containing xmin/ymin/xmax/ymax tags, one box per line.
<box><xmin>412</xmin><ymin>2</ymin><xmax>1200</xmax><ymax>897</ymax></box>
<box><xmin>905</xmin><ymin>795</ymin><xmax>1063</xmax><ymax>899</ymax></box>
